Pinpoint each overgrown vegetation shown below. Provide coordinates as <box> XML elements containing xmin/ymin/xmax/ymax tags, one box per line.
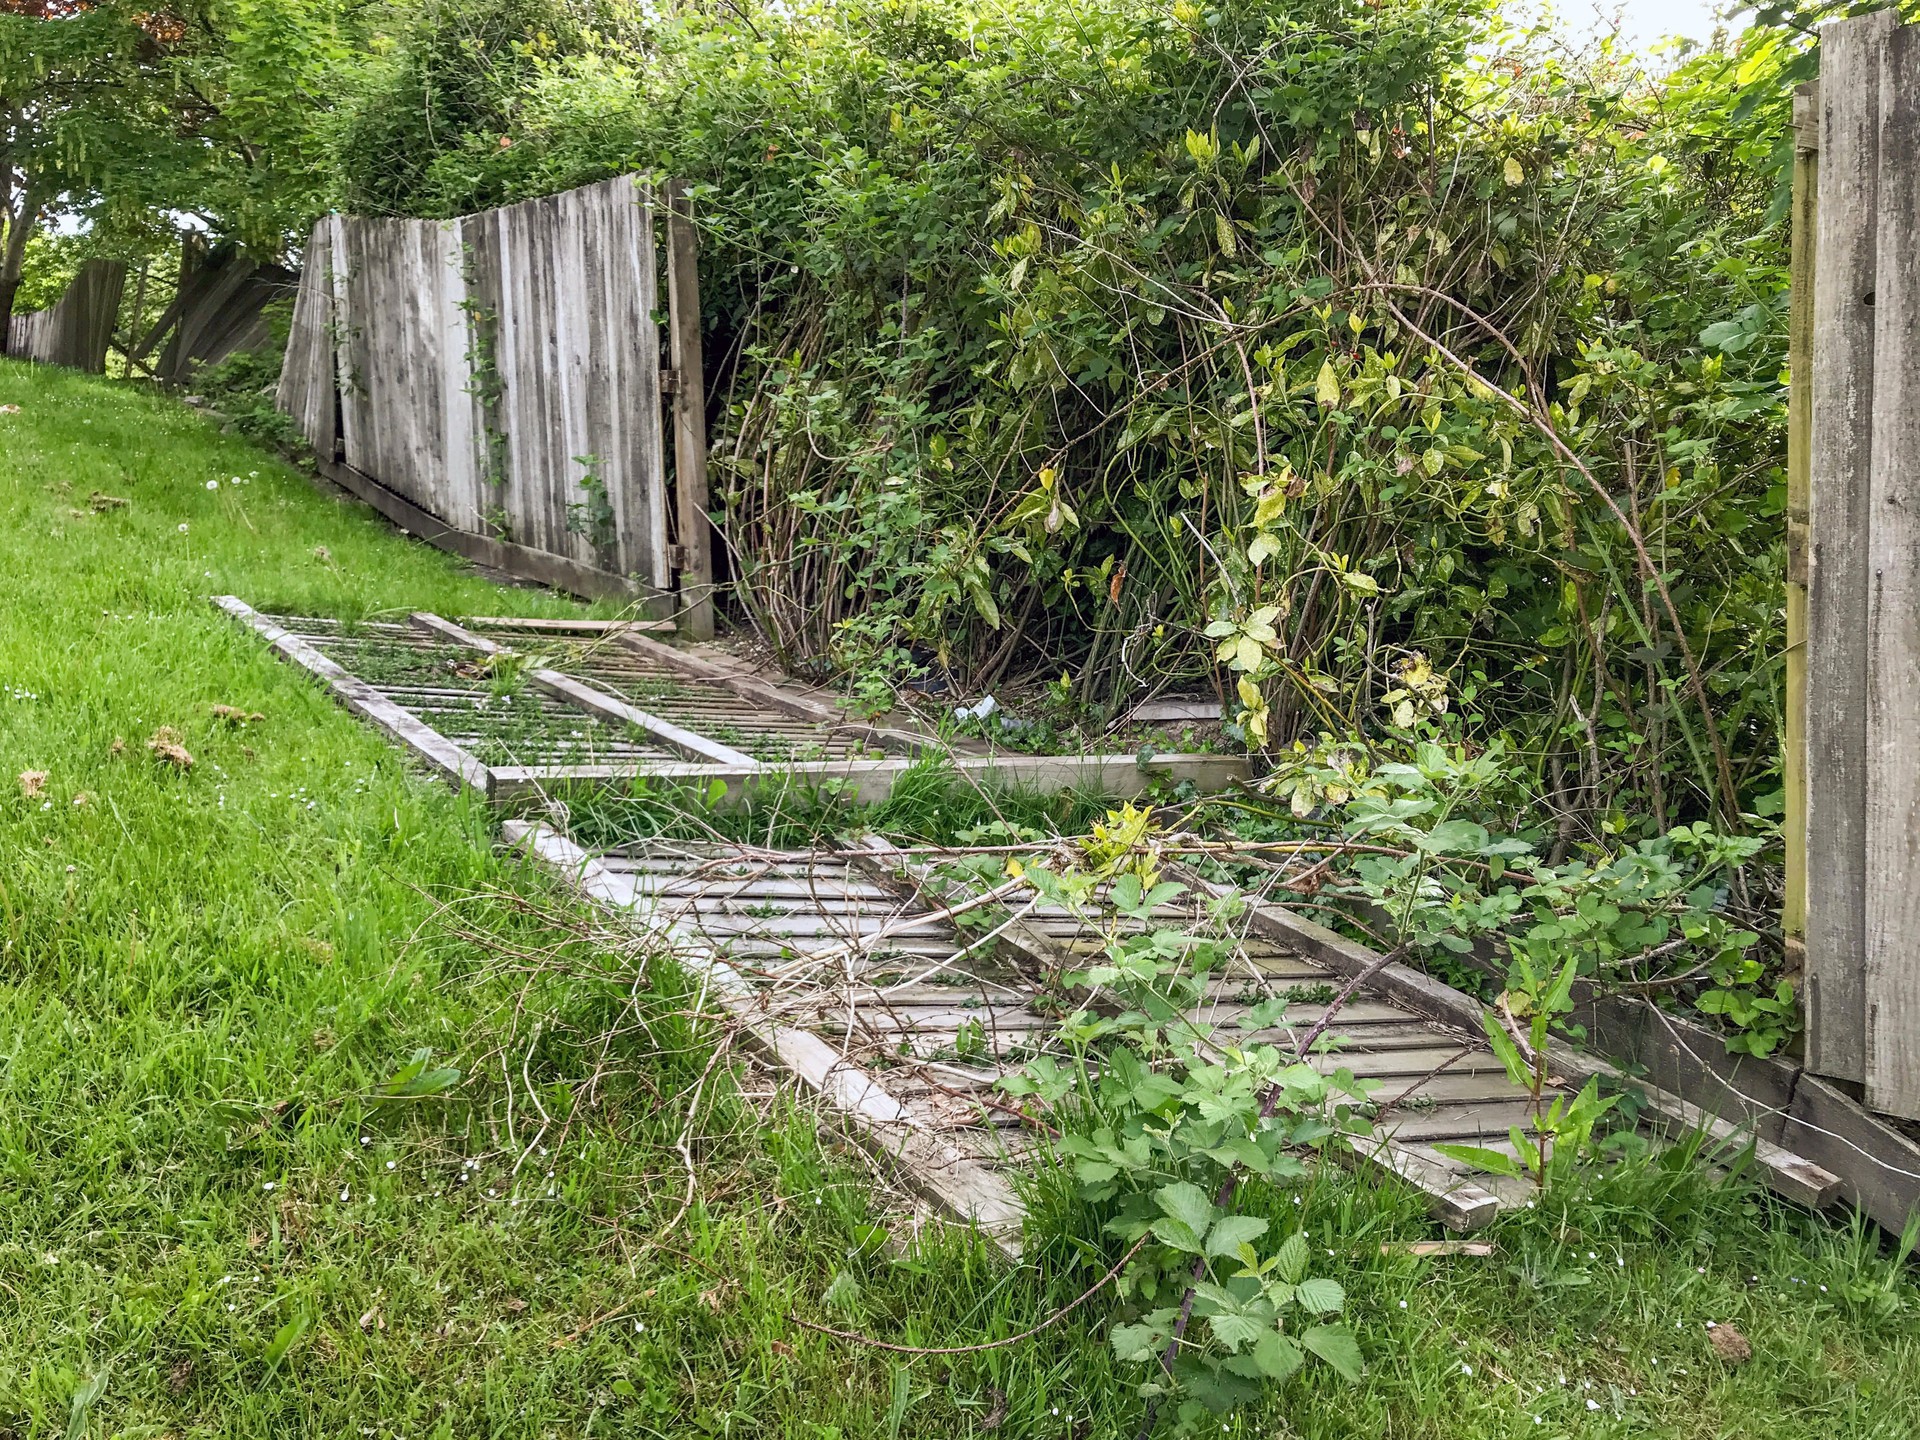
<box><xmin>320</xmin><ymin>0</ymin><xmax>1839</xmax><ymax>847</ymax></box>
<box><xmin>5</xmin><ymin>352</ymin><xmax>1920</xmax><ymax>1439</ymax></box>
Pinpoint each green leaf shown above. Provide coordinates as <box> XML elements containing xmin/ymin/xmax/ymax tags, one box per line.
<box><xmin>1111</xmin><ymin>1318</ymin><xmax>1168</xmax><ymax>1363</ymax></box>
<box><xmin>64</xmin><ymin>1371</ymin><xmax>108</xmax><ymax>1440</ymax></box>
<box><xmin>1301</xmin><ymin>1323</ymin><xmax>1365</xmax><ymax>1380</ymax></box>
<box><xmin>1271</xmin><ymin>1232</ymin><xmax>1310</xmax><ymax>1284</ymax></box>
<box><xmin>1206</xmin><ymin>1311</ymin><xmax>1266</xmax><ymax>1351</ymax></box>
<box><xmin>822</xmin><ymin>1270</ymin><xmax>861</xmax><ymax>1311</ymax></box>
<box><xmin>263</xmin><ymin>1308</ymin><xmax>312</xmax><ymax>1372</ymax></box>
<box><xmin>1205</xmin><ymin>1215</ymin><xmax>1269</xmax><ymax>1258</ymax></box>
<box><xmin>1315</xmin><ymin>359</ymin><xmax>1341</xmax><ymax>407</ymax></box>
<box><xmin>1150</xmin><ymin>1215</ymin><xmax>1207</xmax><ymax>1253</ymax></box>
<box><xmin>1431</xmin><ymin>1142</ymin><xmax>1525</xmax><ymax>1178</ymax></box>
<box><xmin>1154</xmin><ymin>1180</ymin><xmax>1217</xmax><ymax>1236</ymax></box>
<box><xmin>1292</xmin><ymin>1276</ymin><xmax>1345</xmax><ymax>1315</ymax></box>
<box><xmin>1252</xmin><ymin>1330</ymin><xmax>1305</xmax><ymax>1382</ymax></box>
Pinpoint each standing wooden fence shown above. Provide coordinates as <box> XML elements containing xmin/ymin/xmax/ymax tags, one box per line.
<box><xmin>6</xmin><ymin>258</ymin><xmax>126</xmax><ymax>371</ymax></box>
<box><xmin>276</xmin><ymin>175</ymin><xmax>713</xmax><ymax>632</ymax></box>
<box><xmin>1793</xmin><ymin>7</ymin><xmax>1920</xmax><ymax>1121</ymax></box>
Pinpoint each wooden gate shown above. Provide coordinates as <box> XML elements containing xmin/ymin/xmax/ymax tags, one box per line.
<box><xmin>1792</xmin><ymin>8</ymin><xmax>1920</xmax><ymax>1119</ymax></box>
<box><xmin>275</xmin><ymin>176</ymin><xmax>713</xmax><ymax>635</ymax></box>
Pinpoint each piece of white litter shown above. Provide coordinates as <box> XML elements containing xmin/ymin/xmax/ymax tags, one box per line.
<box><xmin>1586</xmin><ymin>1399</ymin><xmax>1600</xmax><ymax>1412</ymax></box>
<box><xmin>262</xmin><ymin>1182</ymin><xmax>275</xmax><ymax>1192</ymax></box>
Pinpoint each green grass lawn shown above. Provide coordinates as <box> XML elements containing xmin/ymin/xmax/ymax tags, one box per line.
<box><xmin>2</xmin><ymin>357</ymin><xmax>1917</xmax><ymax>1440</ymax></box>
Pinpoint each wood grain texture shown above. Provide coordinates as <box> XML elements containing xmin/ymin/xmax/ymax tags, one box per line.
<box><xmin>276</xmin><ymin>220</ymin><xmax>338</xmax><ymax>460</ymax></box>
<box><xmin>1864</xmin><ymin>21</ymin><xmax>1920</xmax><ymax>1120</ymax></box>
<box><xmin>466</xmin><ymin>175</ymin><xmax>669</xmax><ymax>590</ymax></box>
<box><xmin>1783</xmin><ymin>82</ymin><xmax>1818</xmax><ymax>972</ymax></box>
<box><xmin>665</xmin><ymin>182</ymin><xmax>715</xmax><ymax>639</ymax></box>
<box><xmin>7</xmin><ymin>259</ymin><xmax>126</xmax><ymax>371</ymax></box>
<box><xmin>279</xmin><ymin>179</ymin><xmax>675</xmax><ymax>610</ymax></box>
<box><xmin>1805</xmin><ymin>8</ymin><xmax>1897</xmax><ymax>1083</ymax></box>
<box><xmin>504</xmin><ymin>822</ymin><xmax>1025</xmax><ymax>1255</ymax></box>
<box><xmin>334</xmin><ymin>216</ymin><xmax>480</xmax><ymax>531</ymax></box>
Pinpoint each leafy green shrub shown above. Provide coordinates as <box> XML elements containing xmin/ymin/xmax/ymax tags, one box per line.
<box><xmin>326</xmin><ymin>0</ymin><xmax>1809</xmax><ymax>853</ymax></box>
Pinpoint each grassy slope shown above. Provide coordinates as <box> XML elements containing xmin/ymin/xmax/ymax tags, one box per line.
<box><xmin>0</xmin><ymin>359</ymin><xmax>1916</xmax><ymax>1440</ymax></box>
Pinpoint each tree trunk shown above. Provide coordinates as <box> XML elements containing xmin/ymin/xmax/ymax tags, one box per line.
<box><xmin>0</xmin><ymin>274</ymin><xmax>18</xmax><ymax>356</ymax></box>
<box><xmin>0</xmin><ymin>191</ymin><xmax>40</xmax><ymax>359</ymax></box>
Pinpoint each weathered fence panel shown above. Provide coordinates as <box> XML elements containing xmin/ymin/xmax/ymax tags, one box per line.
<box><xmin>6</xmin><ymin>258</ymin><xmax>127</xmax><ymax>371</ymax></box>
<box><xmin>1801</xmin><ymin>8</ymin><xmax>1920</xmax><ymax>1120</ymax></box>
<box><xmin>332</xmin><ymin>215</ymin><xmax>482</xmax><ymax>533</ymax></box>
<box><xmin>275</xmin><ymin>222</ymin><xmax>336</xmax><ymax>460</ymax></box>
<box><xmin>465</xmin><ymin>175</ymin><xmax>668</xmax><ymax>586</ymax></box>
<box><xmin>279</xmin><ymin>175</ymin><xmax>696</xmax><ymax>613</ymax></box>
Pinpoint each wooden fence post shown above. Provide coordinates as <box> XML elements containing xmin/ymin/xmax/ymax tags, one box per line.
<box><xmin>665</xmin><ymin>180</ymin><xmax>716</xmax><ymax>640</ymax></box>
<box><xmin>1863</xmin><ymin>19</ymin><xmax>1920</xmax><ymax>1119</ymax></box>
<box><xmin>1805</xmin><ymin>9</ymin><xmax>1896</xmax><ymax>1086</ymax></box>
<box><xmin>1783</xmin><ymin>82</ymin><xmax>1817</xmax><ymax>992</ymax></box>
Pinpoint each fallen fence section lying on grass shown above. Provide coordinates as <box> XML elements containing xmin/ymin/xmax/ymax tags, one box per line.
<box><xmin>215</xmin><ymin>597</ymin><xmax>492</xmax><ymax>794</ymax></box>
<box><xmin>510</xmin><ymin>823</ymin><xmax>1657</xmax><ymax>1245</ymax></box>
<box><xmin>1187</xmin><ymin>877</ymin><xmax>1845</xmax><ymax>1213</ymax></box>
<box><xmin>216</xmin><ymin>599</ymin><xmax>1248</xmax><ymax>809</ymax></box>
<box><xmin>505</xmin><ymin>821</ymin><xmax>1030</xmax><ymax>1258</ymax></box>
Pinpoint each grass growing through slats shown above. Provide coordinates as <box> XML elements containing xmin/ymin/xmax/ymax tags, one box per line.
<box><xmin>1</xmin><ymin>359</ymin><xmax>1918</xmax><ymax>1439</ymax></box>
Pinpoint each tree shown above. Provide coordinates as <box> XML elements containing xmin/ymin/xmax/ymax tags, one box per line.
<box><xmin>0</xmin><ymin>0</ymin><xmax>341</xmax><ymax>348</ymax></box>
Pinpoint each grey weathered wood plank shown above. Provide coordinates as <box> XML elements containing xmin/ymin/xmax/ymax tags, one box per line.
<box><xmin>275</xmin><ymin>219</ymin><xmax>338</xmax><ymax>460</ymax></box>
<box><xmin>214</xmin><ymin>597</ymin><xmax>491</xmax><ymax>795</ymax></box>
<box><xmin>408</xmin><ymin>610</ymin><xmax>758</xmax><ymax>767</ymax></box>
<box><xmin>665</xmin><ymin>182</ymin><xmax>716</xmax><ymax>640</ymax></box>
<box><xmin>1806</xmin><ymin>7</ymin><xmax>1898</xmax><ymax>1084</ymax></box>
<box><xmin>463</xmin><ymin>616</ymin><xmax>677</xmax><ymax>635</ymax></box>
<box><xmin>1863</xmin><ymin>19</ymin><xmax>1920</xmax><ymax>1121</ymax></box>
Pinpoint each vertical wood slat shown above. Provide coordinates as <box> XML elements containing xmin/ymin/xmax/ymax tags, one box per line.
<box><xmin>274</xmin><ymin>219</ymin><xmax>337</xmax><ymax>460</ymax></box>
<box><xmin>464</xmin><ymin>175</ymin><xmax>671</xmax><ymax>602</ymax></box>
<box><xmin>1782</xmin><ymin>82</ymin><xmax>1816</xmax><ymax>992</ymax></box>
<box><xmin>666</xmin><ymin>181</ymin><xmax>716</xmax><ymax>640</ymax></box>
<box><xmin>1805</xmin><ymin>8</ymin><xmax>1896</xmax><ymax>1085</ymax></box>
<box><xmin>1864</xmin><ymin>21</ymin><xmax>1920</xmax><ymax>1120</ymax></box>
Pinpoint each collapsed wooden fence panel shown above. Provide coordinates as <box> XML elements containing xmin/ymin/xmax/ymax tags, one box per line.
<box><xmin>1799</xmin><ymin>9</ymin><xmax>1920</xmax><ymax>1120</ymax></box>
<box><xmin>277</xmin><ymin>175</ymin><xmax>699</xmax><ymax>621</ymax></box>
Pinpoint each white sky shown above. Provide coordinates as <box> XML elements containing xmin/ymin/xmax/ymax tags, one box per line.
<box><xmin>1555</xmin><ymin>0</ymin><xmax>1745</xmax><ymax>49</ymax></box>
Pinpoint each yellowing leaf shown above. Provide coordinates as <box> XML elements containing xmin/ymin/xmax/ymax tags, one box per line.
<box><xmin>1503</xmin><ymin>156</ymin><xmax>1524</xmax><ymax>187</ymax></box>
<box><xmin>1315</xmin><ymin>359</ymin><xmax>1340</xmax><ymax>407</ymax></box>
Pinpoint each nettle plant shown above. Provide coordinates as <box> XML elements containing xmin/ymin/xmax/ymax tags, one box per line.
<box><xmin>998</xmin><ymin>812</ymin><xmax>1367</xmax><ymax>1427</ymax></box>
